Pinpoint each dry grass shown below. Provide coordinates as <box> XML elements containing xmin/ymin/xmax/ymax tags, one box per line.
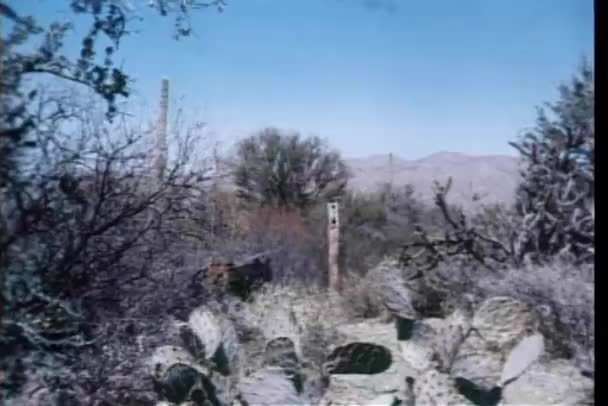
<box><xmin>338</xmin><ymin>266</ymin><xmax>390</xmax><ymax>320</ymax></box>
<box><xmin>238</xmin><ymin>206</ymin><xmax>313</xmax><ymax>241</ymax></box>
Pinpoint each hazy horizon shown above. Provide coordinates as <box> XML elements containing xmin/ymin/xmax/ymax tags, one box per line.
<box><xmin>344</xmin><ymin>150</ymin><xmax>520</xmax><ymax>160</ymax></box>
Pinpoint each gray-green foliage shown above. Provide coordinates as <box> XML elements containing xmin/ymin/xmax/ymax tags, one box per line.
<box><xmin>233</xmin><ymin>128</ymin><xmax>350</xmax><ymax>209</ymax></box>
<box><xmin>333</xmin><ymin>186</ymin><xmax>432</xmax><ymax>276</ymax></box>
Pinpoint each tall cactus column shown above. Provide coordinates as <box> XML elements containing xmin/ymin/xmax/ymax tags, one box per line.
<box><xmin>389</xmin><ymin>152</ymin><xmax>394</xmax><ymax>191</ymax></box>
<box><xmin>153</xmin><ymin>78</ymin><xmax>169</xmax><ymax>187</ymax></box>
<box><xmin>327</xmin><ymin>201</ymin><xmax>340</xmax><ymax>292</ymax></box>
<box><xmin>146</xmin><ymin>78</ymin><xmax>170</xmax><ymax>232</ymax></box>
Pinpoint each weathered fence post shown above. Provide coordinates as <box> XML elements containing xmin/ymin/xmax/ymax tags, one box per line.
<box><xmin>327</xmin><ymin>201</ymin><xmax>340</xmax><ymax>291</ymax></box>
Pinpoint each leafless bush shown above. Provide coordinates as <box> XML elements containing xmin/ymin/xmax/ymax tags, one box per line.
<box><xmin>205</xmin><ymin>205</ymin><xmax>326</xmax><ymax>286</ymax></box>
<box><xmin>1</xmin><ymin>89</ymin><xmax>211</xmax><ymax>403</ymax></box>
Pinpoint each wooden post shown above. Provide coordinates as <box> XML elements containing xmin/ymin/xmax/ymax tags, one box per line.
<box><xmin>327</xmin><ymin>201</ymin><xmax>340</xmax><ymax>291</ymax></box>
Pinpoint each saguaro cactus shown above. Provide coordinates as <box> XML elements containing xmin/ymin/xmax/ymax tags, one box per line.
<box><xmin>327</xmin><ymin>201</ymin><xmax>340</xmax><ymax>291</ymax></box>
<box><xmin>389</xmin><ymin>153</ymin><xmax>394</xmax><ymax>190</ymax></box>
<box><xmin>154</xmin><ymin>78</ymin><xmax>169</xmax><ymax>186</ymax></box>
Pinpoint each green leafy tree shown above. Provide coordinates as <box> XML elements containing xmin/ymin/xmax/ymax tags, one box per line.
<box><xmin>233</xmin><ymin>128</ymin><xmax>350</xmax><ymax>210</ymax></box>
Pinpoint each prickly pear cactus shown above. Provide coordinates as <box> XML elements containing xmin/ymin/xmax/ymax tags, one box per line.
<box><xmin>149</xmin><ymin>346</ymin><xmax>209</xmax><ymax>380</ymax></box>
<box><xmin>187</xmin><ymin>308</ymin><xmax>223</xmax><ymax>362</ymax></box>
<box><xmin>450</xmin><ymin>333</ymin><xmax>504</xmax><ymax>391</ymax></box>
<box><xmin>324</xmin><ymin>342</ymin><xmax>393</xmax><ymax>375</ymax></box>
<box><xmin>399</xmin><ymin>340</ymin><xmax>435</xmax><ymax>372</ymax></box>
<box><xmin>381</xmin><ymin>269</ymin><xmax>418</xmax><ymax>322</ymax></box>
<box><xmin>499</xmin><ymin>333</ymin><xmax>544</xmax><ymax>386</ymax></box>
<box><xmin>432</xmin><ymin>305</ymin><xmax>473</xmax><ymax>373</ymax></box>
<box><xmin>414</xmin><ymin>369</ymin><xmax>475</xmax><ymax>406</ymax></box>
<box><xmin>238</xmin><ymin>367</ymin><xmax>305</xmax><ymax>406</ymax></box>
<box><xmin>397</xmin><ymin>296</ymin><xmax>553</xmax><ymax>406</ymax></box>
<box><xmin>264</xmin><ymin>337</ymin><xmax>302</xmax><ymax>392</ymax></box>
<box><xmin>501</xmin><ymin>359</ymin><xmax>594</xmax><ymax>405</ymax></box>
<box><xmin>213</xmin><ymin>316</ymin><xmax>240</xmax><ymax>376</ymax></box>
<box><xmin>443</xmin><ymin>296</ymin><xmax>540</xmax><ymax>394</ymax></box>
<box><xmin>148</xmin><ymin>346</ymin><xmax>218</xmax><ymax>405</ymax></box>
<box><xmin>148</xmin><ymin>306</ymin><xmax>241</xmax><ymax>405</ymax></box>
<box><xmin>471</xmin><ymin>297</ymin><xmax>538</xmax><ymax>350</ymax></box>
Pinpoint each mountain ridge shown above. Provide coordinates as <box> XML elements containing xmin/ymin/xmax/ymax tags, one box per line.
<box><xmin>344</xmin><ymin>152</ymin><xmax>521</xmax><ymax>211</ymax></box>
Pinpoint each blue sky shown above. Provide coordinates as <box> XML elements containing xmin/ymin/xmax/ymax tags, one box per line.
<box><xmin>17</xmin><ymin>0</ymin><xmax>594</xmax><ymax>158</ymax></box>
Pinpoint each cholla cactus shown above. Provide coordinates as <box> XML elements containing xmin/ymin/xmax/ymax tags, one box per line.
<box><xmin>510</xmin><ymin>62</ymin><xmax>594</xmax><ymax>264</ymax></box>
<box><xmin>399</xmin><ymin>63</ymin><xmax>594</xmax><ymax>275</ymax></box>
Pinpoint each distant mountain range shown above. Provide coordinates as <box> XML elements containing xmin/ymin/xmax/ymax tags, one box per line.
<box><xmin>211</xmin><ymin>150</ymin><xmax>522</xmax><ymax>211</ymax></box>
<box><xmin>345</xmin><ymin>152</ymin><xmax>522</xmax><ymax>211</ymax></box>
